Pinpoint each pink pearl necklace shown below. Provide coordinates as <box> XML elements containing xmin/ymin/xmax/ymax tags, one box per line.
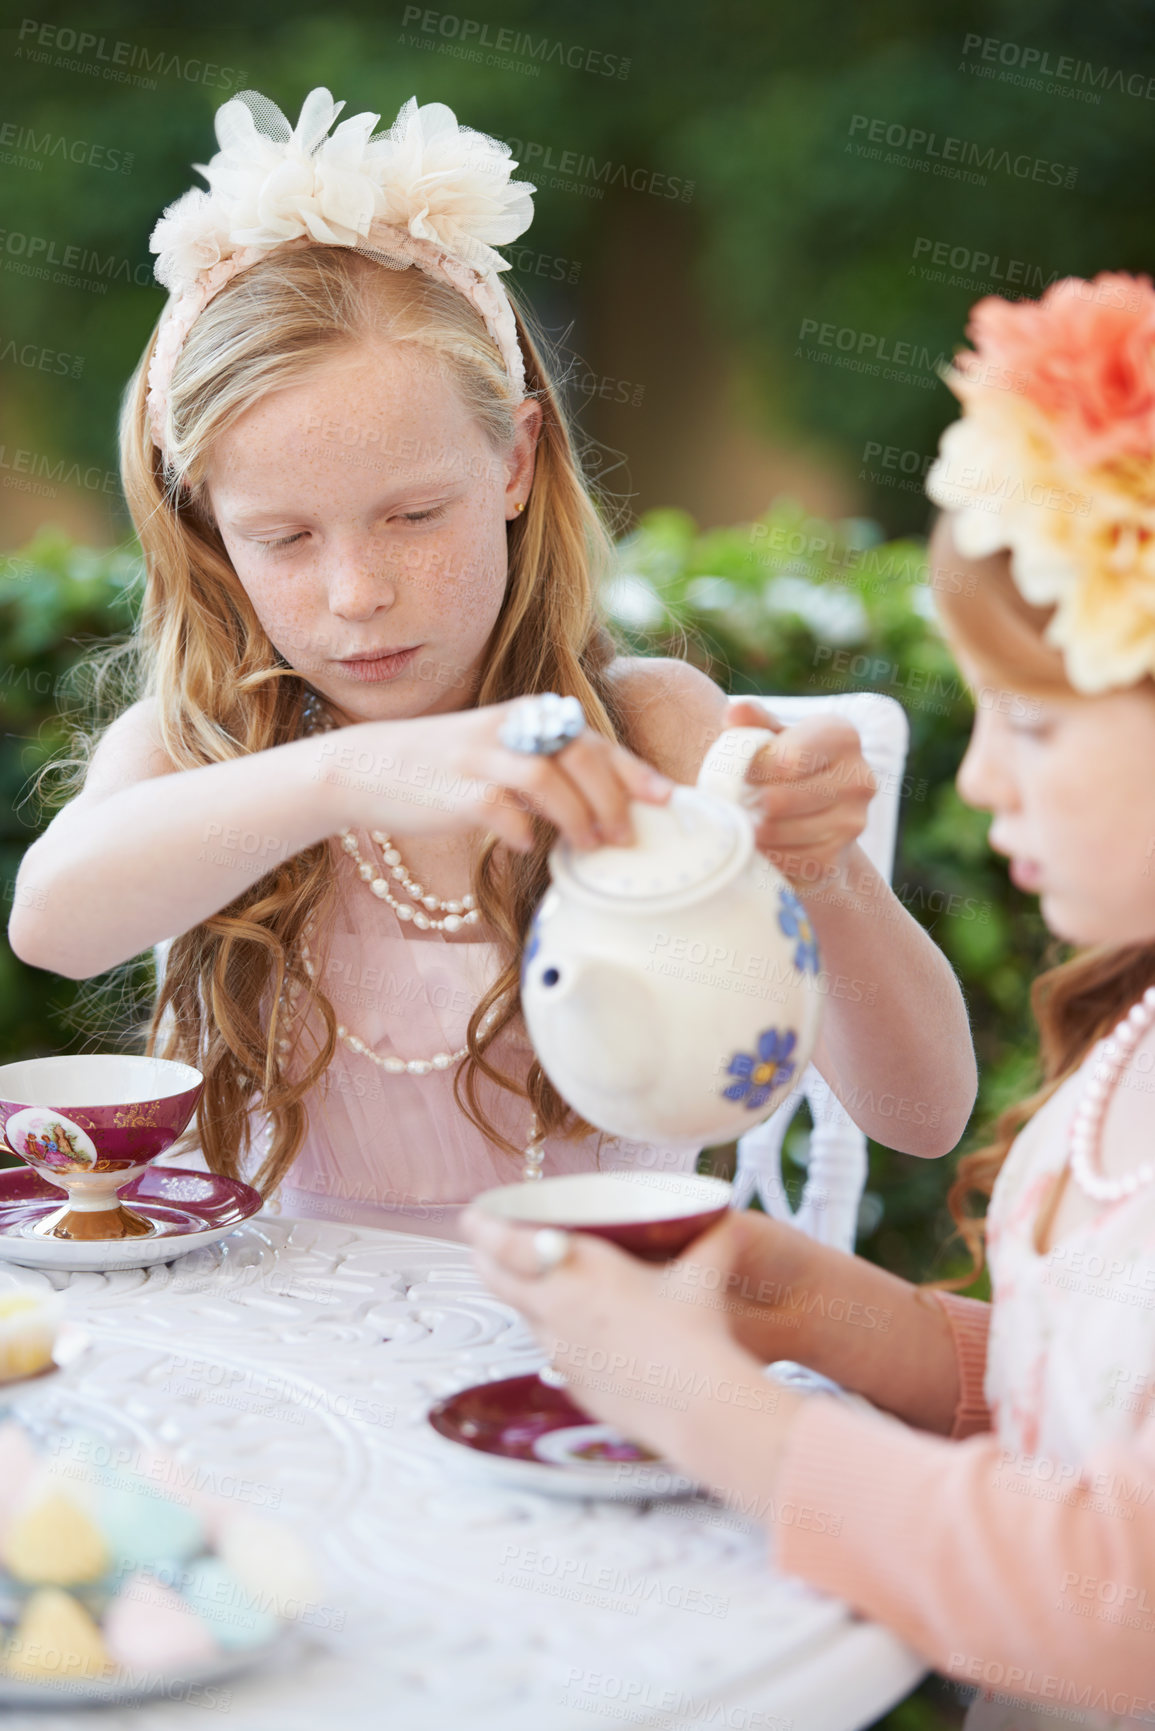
<box><xmin>1068</xmin><ymin>985</ymin><xmax>1155</xmax><ymax>1202</ymax></box>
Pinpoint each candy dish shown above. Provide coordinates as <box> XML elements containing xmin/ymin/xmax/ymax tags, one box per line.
<box><xmin>0</xmin><ymin>1416</ymin><xmax>318</xmax><ymax>1703</ymax></box>
<box><xmin>0</xmin><ymin>1628</ymin><xmax>292</xmax><ymax>1708</ymax></box>
<box><xmin>426</xmin><ymin>1373</ymin><xmax>697</xmax><ymax>1501</ymax></box>
<box><xmin>0</xmin><ymin>1168</ymin><xmax>262</xmax><ymax>1272</ymax></box>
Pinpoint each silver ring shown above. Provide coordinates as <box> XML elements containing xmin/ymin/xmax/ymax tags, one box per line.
<box><xmin>530</xmin><ymin>1227</ymin><xmax>572</xmax><ymax>1278</ymax></box>
<box><xmin>499</xmin><ymin>693</ymin><xmax>586</xmax><ymax>756</ymax></box>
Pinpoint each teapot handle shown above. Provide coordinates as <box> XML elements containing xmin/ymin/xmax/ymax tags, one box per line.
<box><xmin>696</xmin><ymin>726</ymin><xmax>774</xmax><ymax>810</ymax></box>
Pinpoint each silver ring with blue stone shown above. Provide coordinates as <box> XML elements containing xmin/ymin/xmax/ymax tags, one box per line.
<box><xmin>498</xmin><ymin>693</ymin><xmax>586</xmax><ymax>756</ymax></box>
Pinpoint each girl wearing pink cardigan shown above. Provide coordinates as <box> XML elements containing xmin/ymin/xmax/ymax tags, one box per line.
<box><xmin>465</xmin><ymin>273</ymin><xmax>1155</xmax><ymax>1730</ymax></box>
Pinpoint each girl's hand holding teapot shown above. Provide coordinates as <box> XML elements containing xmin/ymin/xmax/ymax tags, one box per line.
<box><xmin>322</xmin><ymin>697</ymin><xmax>675</xmax><ymax>855</ymax></box>
<box><xmin>720</xmin><ymin>699</ymin><xmax>877</xmax><ymax>888</ymax></box>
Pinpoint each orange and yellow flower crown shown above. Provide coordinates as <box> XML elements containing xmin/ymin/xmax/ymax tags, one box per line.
<box><xmin>926</xmin><ymin>271</ymin><xmax>1155</xmax><ymax>693</ymax></box>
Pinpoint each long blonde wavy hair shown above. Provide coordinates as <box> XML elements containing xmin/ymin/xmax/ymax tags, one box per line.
<box><xmin>50</xmin><ymin>246</ymin><xmax>634</xmax><ymax>1197</ymax></box>
<box><xmin>930</xmin><ymin>516</ymin><xmax>1155</xmax><ymax>1281</ymax></box>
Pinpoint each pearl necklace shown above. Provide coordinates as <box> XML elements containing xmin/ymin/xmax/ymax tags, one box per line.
<box><xmin>1068</xmin><ymin>984</ymin><xmax>1155</xmax><ymax>1202</ymax></box>
<box><xmin>338</xmin><ymin>827</ymin><xmax>480</xmax><ymax>932</ymax></box>
<box><xmin>275</xmin><ymin>905</ymin><xmax>497</xmax><ymax>1073</ymax></box>
<box><xmin>283</xmin><ymin>687</ymin><xmax>546</xmax><ymax>1180</ymax></box>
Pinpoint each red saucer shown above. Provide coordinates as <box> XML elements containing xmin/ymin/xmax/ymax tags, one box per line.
<box><xmin>0</xmin><ymin>1165</ymin><xmax>262</xmax><ymax>1271</ymax></box>
<box><xmin>426</xmin><ymin>1373</ymin><xmax>696</xmax><ymax>1500</ymax></box>
<box><xmin>430</xmin><ymin>1372</ymin><xmax>660</xmax><ymax>1463</ymax></box>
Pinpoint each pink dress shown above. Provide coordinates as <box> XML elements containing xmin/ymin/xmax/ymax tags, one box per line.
<box><xmin>170</xmin><ymin>833</ymin><xmax>700</xmax><ymax>1238</ymax></box>
<box><xmin>770</xmin><ymin>1039</ymin><xmax>1155</xmax><ymax>1730</ymax></box>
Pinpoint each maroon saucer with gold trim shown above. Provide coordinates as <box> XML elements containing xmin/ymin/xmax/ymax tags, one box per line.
<box><xmin>426</xmin><ymin>1373</ymin><xmax>697</xmax><ymax>1500</ymax></box>
<box><xmin>0</xmin><ymin>1167</ymin><xmax>262</xmax><ymax>1272</ymax></box>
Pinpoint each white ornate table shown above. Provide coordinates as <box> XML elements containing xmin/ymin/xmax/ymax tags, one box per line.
<box><xmin>0</xmin><ymin>1215</ymin><xmax>927</xmax><ymax>1730</ymax></box>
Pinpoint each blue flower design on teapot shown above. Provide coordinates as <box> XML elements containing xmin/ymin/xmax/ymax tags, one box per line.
<box><xmin>721</xmin><ymin>1027</ymin><xmax>798</xmax><ymax>1111</ymax></box>
<box><xmin>778</xmin><ymin>886</ymin><xmax>819</xmax><ymax>974</ymax></box>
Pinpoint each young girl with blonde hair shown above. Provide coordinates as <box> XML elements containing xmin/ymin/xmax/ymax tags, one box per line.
<box><xmin>468</xmin><ymin>273</ymin><xmax>1155</xmax><ymax>1727</ymax></box>
<box><xmin>9</xmin><ymin>85</ymin><xmax>974</xmax><ymax>1236</ymax></box>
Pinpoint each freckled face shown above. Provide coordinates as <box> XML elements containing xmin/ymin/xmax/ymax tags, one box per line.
<box><xmin>204</xmin><ymin>340</ymin><xmax>535</xmax><ymax>726</ymax></box>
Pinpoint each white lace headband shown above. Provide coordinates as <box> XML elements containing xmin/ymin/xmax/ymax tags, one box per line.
<box><xmin>145</xmin><ymin>86</ymin><xmax>537</xmax><ymax>464</ymax></box>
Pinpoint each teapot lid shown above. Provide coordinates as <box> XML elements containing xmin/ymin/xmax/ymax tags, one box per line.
<box><xmin>551</xmin><ymin>786</ymin><xmax>750</xmax><ymax>907</ymax></box>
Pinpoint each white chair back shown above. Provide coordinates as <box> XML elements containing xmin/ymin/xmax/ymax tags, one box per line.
<box><xmin>730</xmin><ymin>691</ymin><xmax>910</xmax><ymax>1251</ymax></box>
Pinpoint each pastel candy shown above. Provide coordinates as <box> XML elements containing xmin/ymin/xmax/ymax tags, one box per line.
<box><xmin>217</xmin><ymin>1514</ymin><xmax>320</xmax><ymax>1614</ymax></box>
<box><xmin>0</xmin><ymin>1290</ymin><xmax>62</xmax><ymax>1382</ymax></box>
<box><xmin>0</xmin><ymin>1423</ymin><xmax>39</xmax><ymax>1543</ymax></box>
<box><xmin>2</xmin><ymin>1586</ymin><xmax>110</xmax><ymax>1682</ymax></box>
<box><xmin>179</xmin><ymin>1557</ymin><xmax>278</xmax><ymax>1651</ymax></box>
<box><xmin>103</xmin><ymin>1570</ymin><xmax>218</xmax><ymax>1672</ymax></box>
<box><xmin>128</xmin><ymin>1446</ymin><xmax>222</xmax><ymax>1528</ymax></box>
<box><xmin>97</xmin><ymin>1482</ymin><xmax>204</xmax><ymax>1576</ymax></box>
<box><xmin>33</xmin><ymin>1433</ymin><xmax>206</xmax><ymax>1575</ymax></box>
<box><xmin>2</xmin><ymin>1491</ymin><xmax>109</xmax><ymax>1585</ymax></box>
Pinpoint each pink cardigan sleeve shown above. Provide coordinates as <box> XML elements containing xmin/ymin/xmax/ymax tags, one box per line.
<box><xmin>772</xmin><ymin>1389</ymin><xmax>1155</xmax><ymax>1716</ymax></box>
<box><xmin>929</xmin><ymin>1289</ymin><xmax>993</xmax><ymax>1439</ymax></box>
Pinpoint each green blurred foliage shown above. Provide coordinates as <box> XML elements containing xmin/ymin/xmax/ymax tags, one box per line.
<box><xmin>4</xmin><ymin>0</ymin><xmax>1154</xmax><ymax>535</ymax></box>
<box><xmin>0</xmin><ymin>531</ymin><xmax>152</xmax><ymax>1087</ymax></box>
<box><xmin>682</xmin><ymin>6</ymin><xmax>1155</xmax><ymax>523</ymax></box>
<box><xmin>867</xmin><ymin>1671</ymin><xmax>972</xmax><ymax>1730</ymax></box>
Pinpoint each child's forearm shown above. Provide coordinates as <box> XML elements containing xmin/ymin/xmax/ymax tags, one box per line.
<box><xmin>718</xmin><ymin>1224</ymin><xmax>963</xmax><ymax>1435</ymax></box>
<box><xmin>796</xmin><ymin>842</ymin><xmax>977</xmax><ymax>1156</ymax></box>
<box><xmin>766</xmin><ymin>1396</ymin><xmax>1155</xmax><ymax>1714</ymax></box>
<box><xmin>9</xmin><ymin>734</ymin><xmax>343</xmax><ymax>979</ymax></box>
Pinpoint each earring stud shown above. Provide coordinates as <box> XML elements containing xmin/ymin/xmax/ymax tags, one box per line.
<box><xmin>514</xmin><ymin>501</ymin><xmax>525</xmax><ymax>515</ymax></box>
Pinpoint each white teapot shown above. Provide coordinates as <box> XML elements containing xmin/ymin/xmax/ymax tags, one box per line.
<box><xmin>520</xmin><ymin>728</ymin><xmax>824</xmax><ymax>1147</ymax></box>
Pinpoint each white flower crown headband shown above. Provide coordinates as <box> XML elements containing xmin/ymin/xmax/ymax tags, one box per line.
<box><xmin>146</xmin><ymin>86</ymin><xmax>537</xmax><ymax>464</ymax></box>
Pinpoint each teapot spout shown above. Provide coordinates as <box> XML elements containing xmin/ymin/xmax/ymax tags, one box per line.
<box><xmin>528</xmin><ymin>957</ymin><xmax>662</xmax><ymax>1101</ymax></box>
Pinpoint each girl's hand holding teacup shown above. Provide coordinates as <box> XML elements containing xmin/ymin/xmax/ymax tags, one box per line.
<box><xmin>721</xmin><ymin>698</ymin><xmax>877</xmax><ymax>888</ymax></box>
<box><xmin>460</xmin><ymin>1206</ymin><xmax>805</xmax><ymax>1478</ymax></box>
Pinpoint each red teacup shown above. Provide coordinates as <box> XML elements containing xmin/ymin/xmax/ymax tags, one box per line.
<box><xmin>467</xmin><ymin>1171</ymin><xmax>733</xmax><ymax>1435</ymax></box>
<box><xmin>471</xmin><ymin>1170</ymin><xmax>732</xmax><ymax>1262</ymax></box>
<box><xmin>0</xmin><ymin>1054</ymin><xmax>204</xmax><ymax>1242</ymax></box>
